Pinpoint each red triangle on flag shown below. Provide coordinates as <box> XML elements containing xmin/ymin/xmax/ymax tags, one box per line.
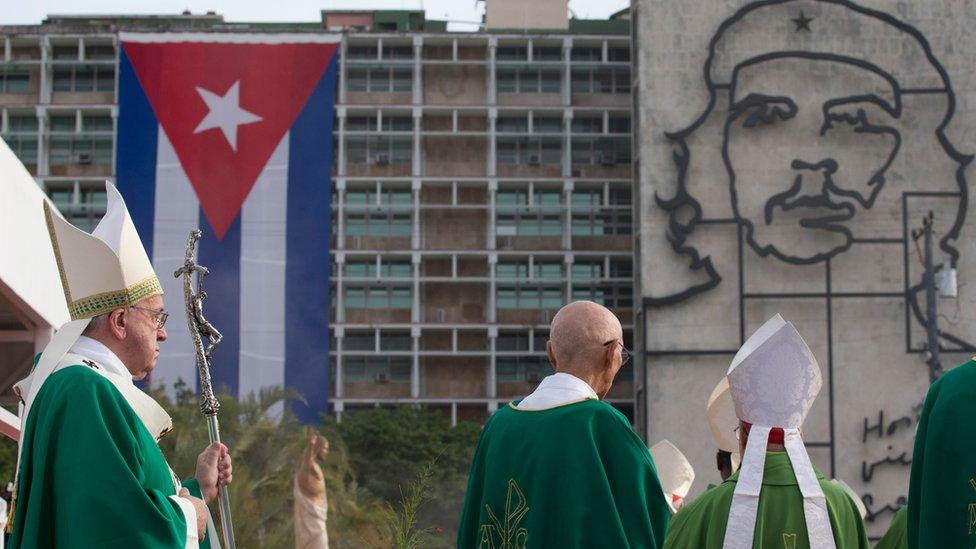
<box><xmin>122</xmin><ymin>40</ymin><xmax>338</xmax><ymax>239</ymax></box>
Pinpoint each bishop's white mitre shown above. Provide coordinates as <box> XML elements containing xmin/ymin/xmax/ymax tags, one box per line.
<box><xmin>706</xmin><ymin>377</ymin><xmax>740</xmax><ymax>472</ymax></box>
<box><xmin>649</xmin><ymin>439</ymin><xmax>695</xmax><ymax>514</ymax></box>
<box><xmin>722</xmin><ymin>314</ymin><xmax>834</xmax><ymax>549</ymax></box>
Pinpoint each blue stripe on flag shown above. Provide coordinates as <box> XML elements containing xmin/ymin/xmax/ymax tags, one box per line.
<box><xmin>285</xmin><ymin>56</ymin><xmax>336</xmax><ymax>422</ymax></box>
<box><xmin>198</xmin><ymin>214</ymin><xmax>242</xmax><ymax>397</ymax></box>
<box><xmin>115</xmin><ymin>49</ymin><xmax>158</xmax><ymax>257</ymax></box>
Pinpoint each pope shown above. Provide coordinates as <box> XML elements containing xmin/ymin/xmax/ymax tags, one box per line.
<box><xmin>8</xmin><ymin>183</ymin><xmax>231</xmax><ymax>547</ymax></box>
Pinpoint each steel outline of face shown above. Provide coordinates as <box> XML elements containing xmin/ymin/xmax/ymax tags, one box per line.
<box><xmin>647</xmin><ymin>0</ymin><xmax>972</xmax><ymax>311</ymax></box>
<box><xmin>722</xmin><ymin>52</ymin><xmax>903</xmax><ymax>264</ymax></box>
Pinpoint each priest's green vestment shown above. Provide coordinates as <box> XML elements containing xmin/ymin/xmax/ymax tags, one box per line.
<box><xmin>663</xmin><ymin>452</ymin><xmax>868</xmax><ymax>549</ymax></box>
<box><xmin>457</xmin><ymin>399</ymin><xmax>670</xmax><ymax>548</ymax></box>
<box><xmin>907</xmin><ymin>358</ymin><xmax>976</xmax><ymax>548</ymax></box>
<box><xmin>874</xmin><ymin>505</ymin><xmax>906</xmax><ymax>549</ymax></box>
<box><xmin>10</xmin><ymin>364</ymin><xmax>200</xmax><ymax>548</ymax></box>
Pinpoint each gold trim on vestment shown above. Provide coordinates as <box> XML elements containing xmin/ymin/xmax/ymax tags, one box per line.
<box><xmin>67</xmin><ymin>276</ymin><xmax>164</xmax><ymax>320</ymax></box>
<box><xmin>44</xmin><ymin>203</ymin><xmax>74</xmax><ymax>309</ymax></box>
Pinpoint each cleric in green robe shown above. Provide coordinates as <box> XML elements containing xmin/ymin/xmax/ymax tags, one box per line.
<box><xmin>907</xmin><ymin>358</ymin><xmax>976</xmax><ymax>548</ymax></box>
<box><xmin>458</xmin><ymin>301</ymin><xmax>670</xmax><ymax>548</ymax></box>
<box><xmin>874</xmin><ymin>505</ymin><xmax>907</xmax><ymax>549</ymax></box>
<box><xmin>8</xmin><ymin>183</ymin><xmax>232</xmax><ymax>547</ymax></box>
<box><xmin>664</xmin><ymin>315</ymin><xmax>868</xmax><ymax>549</ymax></box>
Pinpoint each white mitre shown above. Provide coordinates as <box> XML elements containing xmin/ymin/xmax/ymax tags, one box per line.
<box><xmin>722</xmin><ymin>314</ymin><xmax>833</xmax><ymax>549</ymax></box>
<box><xmin>649</xmin><ymin>439</ymin><xmax>695</xmax><ymax>514</ymax></box>
<box><xmin>706</xmin><ymin>377</ymin><xmax>741</xmax><ymax>472</ymax></box>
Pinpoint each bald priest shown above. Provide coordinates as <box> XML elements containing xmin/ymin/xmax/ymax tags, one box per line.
<box><xmin>457</xmin><ymin>301</ymin><xmax>670</xmax><ymax>548</ymax></box>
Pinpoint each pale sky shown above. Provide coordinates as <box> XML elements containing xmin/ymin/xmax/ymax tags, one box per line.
<box><xmin>2</xmin><ymin>0</ymin><xmax>629</xmax><ymax>28</ymax></box>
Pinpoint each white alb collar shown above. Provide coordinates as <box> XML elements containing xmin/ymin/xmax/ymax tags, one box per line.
<box><xmin>69</xmin><ymin>336</ymin><xmax>134</xmax><ymax>383</ymax></box>
<box><xmin>515</xmin><ymin>372</ymin><xmax>598</xmax><ymax>410</ymax></box>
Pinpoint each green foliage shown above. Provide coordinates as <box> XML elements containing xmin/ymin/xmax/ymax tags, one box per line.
<box><xmin>153</xmin><ymin>379</ymin><xmax>390</xmax><ymax>549</ymax></box>
<box><xmin>329</xmin><ymin>406</ymin><xmax>481</xmax><ymax>548</ymax></box>
<box><xmin>385</xmin><ymin>457</ymin><xmax>438</xmax><ymax>549</ymax></box>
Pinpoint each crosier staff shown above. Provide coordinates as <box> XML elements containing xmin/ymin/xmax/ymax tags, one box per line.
<box><xmin>174</xmin><ymin>229</ymin><xmax>236</xmax><ymax>549</ymax></box>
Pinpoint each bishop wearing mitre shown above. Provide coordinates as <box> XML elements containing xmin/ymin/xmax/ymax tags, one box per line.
<box><xmin>8</xmin><ymin>182</ymin><xmax>230</xmax><ymax>547</ymax></box>
<box><xmin>664</xmin><ymin>315</ymin><xmax>868</xmax><ymax>548</ymax></box>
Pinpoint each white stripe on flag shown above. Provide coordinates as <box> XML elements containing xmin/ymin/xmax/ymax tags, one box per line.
<box><xmin>238</xmin><ymin>133</ymin><xmax>289</xmax><ymax>402</ymax></box>
<box><xmin>152</xmin><ymin>128</ymin><xmax>201</xmax><ymax>393</ymax></box>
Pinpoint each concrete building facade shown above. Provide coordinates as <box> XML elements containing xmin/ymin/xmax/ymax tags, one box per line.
<box><xmin>634</xmin><ymin>0</ymin><xmax>976</xmax><ymax>538</ymax></box>
<box><xmin>0</xmin><ymin>9</ymin><xmax>637</xmax><ymax>424</ymax></box>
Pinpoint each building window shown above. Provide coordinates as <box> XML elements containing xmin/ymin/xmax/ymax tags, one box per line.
<box><xmin>52</xmin><ymin>65</ymin><xmax>115</xmax><ymax>92</ymax></box>
<box><xmin>344</xmin><ymin>187</ymin><xmax>412</xmax><ymax>237</ymax></box>
<box><xmin>497</xmin><ymin>68</ymin><xmax>560</xmax><ymax>94</ymax></box>
<box><xmin>571</xmin><ymin>137</ymin><xmax>631</xmax><ymax>166</ymax></box>
<box><xmin>379</xmin><ymin>330</ymin><xmax>412</xmax><ymax>351</ymax></box>
<box><xmin>496</xmin><ymin>137</ymin><xmax>561</xmax><ymax>166</ymax></box>
<box><xmin>571</xmin><ymin>188</ymin><xmax>632</xmax><ymax>236</ymax></box>
<box><xmin>0</xmin><ymin>66</ymin><xmax>30</xmax><ymax>93</ymax></box>
<box><xmin>49</xmin><ymin>136</ymin><xmax>112</xmax><ymax>166</ymax></box>
<box><xmin>2</xmin><ymin>114</ymin><xmax>38</xmax><ymax>166</ymax></box>
<box><xmin>344</xmin><ymin>285</ymin><xmax>411</xmax><ymax>309</ymax></box>
<box><xmin>570</xmin><ymin>47</ymin><xmax>601</xmax><ymax>61</ymax></box>
<box><xmin>382</xmin><ymin>46</ymin><xmax>413</xmax><ymax>60</ymax></box>
<box><xmin>343</xmin><ymin>356</ymin><xmax>411</xmax><ymax>382</ymax></box>
<box><xmin>496</xmin><ymin>46</ymin><xmax>528</xmax><ymax>61</ymax></box>
<box><xmin>571</xmin><ymin>117</ymin><xmax>603</xmax><ymax>134</ymax></box>
<box><xmin>345</xmin><ymin>135</ymin><xmax>411</xmax><ymax>165</ymax></box>
<box><xmin>532</xmin><ymin>46</ymin><xmax>562</xmax><ymax>61</ymax></box>
<box><xmin>496</xmin><ymin>356</ymin><xmax>551</xmax><ymax>382</ymax></box>
<box><xmin>496</xmin><ymin>330</ymin><xmax>531</xmax><ymax>352</ymax></box>
<box><xmin>496</xmin><ymin>189</ymin><xmax>562</xmax><ymax>236</ymax></box>
<box><xmin>346</xmin><ymin>45</ymin><xmax>378</xmax><ymax>60</ymax></box>
<box><xmin>571</xmin><ymin>66</ymin><xmax>630</xmax><ymax>94</ymax></box>
<box><xmin>344</xmin><ymin>330</ymin><xmax>375</xmax><ymax>351</ymax></box>
<box><xmin>344</xmin><ymin>258</ymin><xmax>412</xmax><ymax>279</ymax></box>
<box><xmin>85</xmin><ymin>45</ymin><xmax>116</xmax><ymax>60</ymax></box>
<box><xmin>496</xmin><ymin>260</ymin><xmax>563</xmax><ymax>309</ymax></box>
<box><xmin>346</xmin><ymin>115</ymin><xmax>412</xmax><ymax>132</ymax></box>
<box><xmin>571</xmin><ymin>283</ymin><xmax>633</xmax><ymax>308</ymax></box>
<box><xmin>347</xmin><ymin>66</ymin><xmax>411</xmax><ymax>92</ymax></box>
<box><xmin>607</xmin><ymin>47</ymin><xmax>631</xmax><ymax>62</ymax></box>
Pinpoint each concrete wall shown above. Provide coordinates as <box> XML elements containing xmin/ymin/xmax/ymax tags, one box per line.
<box><xmin>635</xmin><ymin>0</ymin><xmax>976</xmax><ymax>538</ymax></box>
<box><xmin>485</xmin><ymin>0</ymin><xmax>568</xmax><ymax>30</ymax></box>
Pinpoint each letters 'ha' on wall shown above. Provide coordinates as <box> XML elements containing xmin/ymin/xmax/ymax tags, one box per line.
<box><xmin>634</xmin><ymin>0</ymin><xmax>976</xmax><ymax>539</ymax></box>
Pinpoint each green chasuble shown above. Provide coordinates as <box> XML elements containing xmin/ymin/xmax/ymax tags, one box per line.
<box><xmin>907</xmin><ymin>359</ymin><xmax>976</xmax><ymax>548</ymax></box>
<box><xmin>874</xmin><ymin>505</ymin><xmax>907</xmax><ymax>549</ymax></box>
<box><xmin>10</xmin><ymin>365</ymin><xmax>196</xmax><ymax>548</ymax></box>
<box><xmin>663</xmin><ymin>452</ymin><xmax>868</xmax><ymax>549</ymax></box>
<box><xmin>457</xmin><ymin>399</ymin><xmax>670</xmax><ymax>548</ymax></box>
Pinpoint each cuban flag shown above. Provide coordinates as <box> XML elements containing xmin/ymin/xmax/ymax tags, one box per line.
<box><xmin>116</xmin><ymin>33</ymin><xmax>339</xmax><ymax>422</ymax></box>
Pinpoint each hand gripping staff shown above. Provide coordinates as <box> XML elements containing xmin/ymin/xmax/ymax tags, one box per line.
<box><xmin>174</xmin><ymin>229</ymin><xmax>236</xmax><ymax>549</ymax></box>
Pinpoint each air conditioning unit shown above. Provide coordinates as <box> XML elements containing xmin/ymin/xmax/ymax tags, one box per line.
<box><xmin>540</xmin><ymin>310</ymin><xmax>552</xmax><ymax>324</ymax></box>
<box><xmin>498</xmin><ymin>236</ymin><xmax>514</xmax><ymax>250</ymax></box>
<box><xmin>526</xmin><ymin>372</ymin><xmax>542</xmax><ymax>383</ymax></box>
<box><xmin>75</xmin><ymin>153</ymin><xmax>93</xmax><ymax>165</ymax></box>
<box><xmin>374</xmin><ymin>153</ymin><xmax>391</xmax><ymax>166</ymax></box>
<box><xmin>435</xmin><ymin>308</ymin><xmax>447</xmax><ymax>322</ymax></box>
<box><xmin>527</xmin><ymin>155</ymin><xmax>541</xmax><ymax>166</ymax></box>
<box><xmin>375</xmin><ymin>372</ymin><xmax>390</xmax><ymax>383</ymax></box>
<box><xmin>598</xmin><ymin>153</ymin><xmax>615</xmax><ymax>166</ymax></box>
<box><xmin>571</xmin><ymin>168</ymin><xmax>583</xmax><ymax>178</ymax></box>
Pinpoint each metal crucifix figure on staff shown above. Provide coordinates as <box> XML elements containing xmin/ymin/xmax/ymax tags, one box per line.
<box><xmin>175</xmin><ymin>229</ymin><xmax>237</xmax><ymax>549</ymax></box>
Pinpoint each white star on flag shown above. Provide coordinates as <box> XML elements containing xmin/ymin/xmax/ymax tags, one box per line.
<box><xmin>193</xmin><ymin>80</ymin><xmax>262</xmax><ymax>151</ymax></box>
